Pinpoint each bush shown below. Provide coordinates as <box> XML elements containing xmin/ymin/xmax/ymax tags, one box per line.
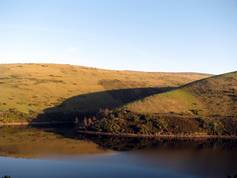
<box><xmin>138</xmin><ymin>124</ymin><xmax>150</xmax><ymax>134</ymax></box>
<box><xmin>207</xmin><ymin>120</ymin><xmax>225</xmax><ymax>135</ymax></box>
<box><xmin>152</xmin><ymin>118</ymin><xmax>168</xmax><ymax>132</ymax></box>
<box><xmin>84</xmin><ymin>108</ymin><xmax>237</xmax><ymax>136</ymax></box>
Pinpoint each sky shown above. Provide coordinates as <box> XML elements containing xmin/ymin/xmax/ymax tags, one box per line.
<box><xmin>0</xmin><ymin>0</ymin><xmax>236</xmax><ymax>74</ymax></box>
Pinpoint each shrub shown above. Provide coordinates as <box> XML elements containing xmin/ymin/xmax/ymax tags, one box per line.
<box><xmin>152</xmin><ymin>118</ymin><xmax>168</xmax><ymax>132</ymax></box>
<box><xmin>138</xmin><ymin>124</ymin><xmax>150</xmax><ymax>134</ymax></box>
<box><xmin>207</xmin><ymin>120</ymin><xmax>225</xmax><ymax>135</ymax></box>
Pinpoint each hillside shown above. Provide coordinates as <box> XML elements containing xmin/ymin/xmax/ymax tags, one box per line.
<box><xmin>0</xmin><ymin>64</ymin><xmax>210</xmax><ymax>122</ymax></box>
<box><xmin>125</xmin><ymin>71</ymin><xmax>237</xmax><ymax>117</ymax></box>
<box><xmin>87</xmin><ymin>72</ymin><xmax>237</xmax><ymax>136</ymax></box>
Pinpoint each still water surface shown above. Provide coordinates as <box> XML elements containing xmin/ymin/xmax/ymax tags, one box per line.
<box><xmin>0</xmin><ymin>127</ymin><xmax>236</xmax><ymax>178</ymax></box>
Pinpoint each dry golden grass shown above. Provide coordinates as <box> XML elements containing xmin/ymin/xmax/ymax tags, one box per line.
<box><xmin>125</xmin><ymin>71</ymin><xmax>237</xmax><ymax>117</ymax></box>
<box><xmin>0</xmin><ymin>63</ymin><xmax>210</xmax><ymax>121</ymax></box>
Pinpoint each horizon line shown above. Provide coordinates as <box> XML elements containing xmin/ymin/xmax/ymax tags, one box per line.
<box><xmin>0</xmin><ymin>61</ymin><xmax>216</xmax><ymax>75</ymax></box>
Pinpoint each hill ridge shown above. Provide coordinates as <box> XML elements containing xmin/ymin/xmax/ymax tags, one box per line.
<box><xmin>125</xmin><ymin>71</ymin><xmax>237</xmax><ymax>117</ymax></box>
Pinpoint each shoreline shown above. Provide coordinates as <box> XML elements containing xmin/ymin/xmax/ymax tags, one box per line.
<box><xmin>1</xmin><ymin>122</ymin><xmax>236</xmax><ymax>140</ymax></box>
<box><xmin>78</xmin><ymin>130</ymin><xmax>237</xmax><ymax>140</ymax></box>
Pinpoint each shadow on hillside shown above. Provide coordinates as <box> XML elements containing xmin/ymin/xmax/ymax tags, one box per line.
<box><xmin>30</xmin><ymin>87</ymin><xmax>178</xmax><ymax>148</ymax></box>
<box><xmin>32</xmin><ymin>86</ymin><xmax>175</xmax><ymax>123</ymax></box>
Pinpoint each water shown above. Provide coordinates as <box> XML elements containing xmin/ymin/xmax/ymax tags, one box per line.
<box><xmin>0</xmin><ymin>127</ymin><xmax>236</xmax><ymax>178</ymax></box>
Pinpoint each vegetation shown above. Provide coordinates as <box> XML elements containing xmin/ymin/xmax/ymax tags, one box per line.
<box><xmin>0</xmin><ymin>64</ymin><xmax>209</xmax><ymax>122</ymax></box>
<box><xmin>85</xmin><ymin>109</ymin><xmax>237</xmax><ymax>136</ymax></box>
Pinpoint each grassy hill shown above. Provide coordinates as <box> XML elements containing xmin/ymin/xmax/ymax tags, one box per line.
<box><xmin>125</xmin><ymin>71</ymin><xmax>237</xmax><ymax>117</ymax></box>
<box><xmin>87</xmin><ymin>72</ymin><xmax>237</xmax><ymax>136</ymax></box>
<box><xmin>0</xmin><ymin>64</ymin><xmax>210</xmax><ymax>122</ymax></box>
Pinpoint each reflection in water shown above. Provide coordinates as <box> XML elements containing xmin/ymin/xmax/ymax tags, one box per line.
<box><xmin>0</xmin><ymin>126</ymin><xmax>236</xmax><ymax>178</ymax></box>
<box><xmin>127</xmin><ymin>147</ymin><xmax>237</xmax><ymax>178</ymax></box>
<box><xmin>0</xmin><ymin>126</ymin><xmax>109</xmax><ymax>158</ymax></box>
<box><xmin>79</xmin><ymin>135</ymin><xmax>237</xmax><ymax>178</ymax></box>
<box><xmin>79</xmin><ymin>134</ymin><xmax>237</xmax><ymax>151</ymax></box>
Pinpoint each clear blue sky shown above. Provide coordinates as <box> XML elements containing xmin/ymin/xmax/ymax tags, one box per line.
<box><xmin>0</xmin><ymin>0</ymin><xmax>236</xmax><ymax>74</ymax></box>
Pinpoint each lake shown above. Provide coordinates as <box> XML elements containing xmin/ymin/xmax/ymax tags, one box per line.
<box><xmin>0</xmin><ymin>127</ymin><xmax>236</xmax><ymax>178</ymax></box>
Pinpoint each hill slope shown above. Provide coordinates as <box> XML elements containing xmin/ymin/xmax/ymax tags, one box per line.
<box><xmin>0</xmin><ymin>64</ymin><xmax>210</xmax><ymax>122</ymax></box>
<box><xmin>87</xmin><ymin>72</ymin><xmax>237</xmax><ymax>136</ymax></box>
<box><xmin>125</xmin><ymin>71</ymin><xmax>237</xmax><ymax>117</ymax></box>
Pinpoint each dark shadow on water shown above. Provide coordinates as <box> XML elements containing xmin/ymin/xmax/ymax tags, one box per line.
<box><xmin>37</xmin><ymin>126</ymin><xmax>237</xmax><ymax>152</ymax></box>
<box><xmin>78</xmin><ymin>135</ymin><xmax>237</xmax><ymax>151</ymax></box>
